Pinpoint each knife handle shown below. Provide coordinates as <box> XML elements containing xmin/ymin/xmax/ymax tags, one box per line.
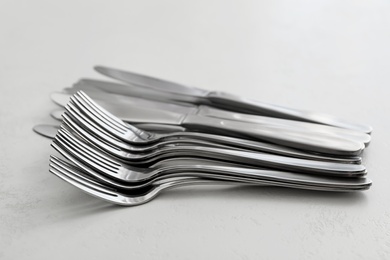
<box><xmin>206</xmin><ymin>91</ymin><xmax>372</xmax><ymax>134</ymax></box>
<box><xmin>195</xmin><ymin>105</ymin><xmax>371</xmax><ymax>145</ymax></box>
<box><xmin>181</xmin><ymin>114</ymin><xmax>364</xmax><ymax>156</ymax></box>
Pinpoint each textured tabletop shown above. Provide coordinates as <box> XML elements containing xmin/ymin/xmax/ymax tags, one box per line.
<box><xmin>1</xmin><ymin>1</ymin><xmax>389</xmax><ymax>259</ymax></box>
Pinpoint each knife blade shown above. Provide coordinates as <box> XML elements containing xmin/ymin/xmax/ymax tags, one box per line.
<box><xmin>73</xmin><ymin>78</ymin><xmax>206</xmax><ymax>104</ymax></box>
<box><xmin>94</xmin><ymin>65</ymin><xmax>373</xmax><ymax>134</ymax></box>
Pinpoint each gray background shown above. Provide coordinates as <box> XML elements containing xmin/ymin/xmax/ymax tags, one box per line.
<box><xmin>1</xmin><ymin>0</ymin><xmax>389</xmax><ymax>259</ymax></box>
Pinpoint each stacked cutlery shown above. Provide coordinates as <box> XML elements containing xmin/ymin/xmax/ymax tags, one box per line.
<box><xmin>34</xmin><ymin>66</ymin><xmax>373</xmax><ymax>206</ymax></box>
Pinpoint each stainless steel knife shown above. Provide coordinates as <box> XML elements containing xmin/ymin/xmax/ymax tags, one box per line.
<box><xmin>94</xmin><ymin>65</ymin><xmax>373</xmax><ymax>134</ymax></box>
<box><xmin>50</xmin><ymin>92</ymin><xmax>365</xmax><ymax>156</ymax></box>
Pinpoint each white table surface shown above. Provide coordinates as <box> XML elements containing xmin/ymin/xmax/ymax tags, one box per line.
<box><xmin>1</xmin><ymin>1</ymin><xmax>389</xmax><ymax>259</ymax></box>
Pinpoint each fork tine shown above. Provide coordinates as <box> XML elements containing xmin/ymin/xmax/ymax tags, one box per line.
<box><xmin>56</xmin><ymin>127</ymin><xmax>121</xmax><ymax>172</ymax></box>
<box><xmin>68</xmin><ymin>91</ymin><xmax>152</xmax><ymax>143</ymax></box>
<box><xmin>65</xmin><ymin>100</ymin><xmax>145</xmax><ymax>148</ymax></box>
<box><xmin>77</xmin><ymin>91</ymin><xmax>127</xmax><ymax>129</ymax></box>
<box><xmin>70</xmin><ymin>96</ymin><xmax>126</xmax><ymax>136</ymax></box>
<box><xmin>50</xmin><ymin>155</ymin><xmax>101</xmax><ymax>184</ymax></box>
<box><xmin>64</xmin><ymin>101</ymin><xmax>125</xmax><ymax>142</ymax></box>
<box><xmin>51</xmin><ymin>140</ymin><xmax>138</xmax><ymax>187</ymax></box>
<box><xmin>53</xmin><ymin>136</ymin><xmax>118</xmax><ymax>181</ymax></box>
<box><xmin>72</xmin><ymin>93</ymin><xmax>126</xmax><ymax>134</ymax></box>
<box><xmin>62</xmin><ymin>112</ymin><xmax>123</xmax><ymax>153</ymax></box>
<box><xmin>53</xmin><ymin>135</ymin><xmax>117</xmax><ymax>176</ymax></box>
<box><xmin>62</xmin><ymin>111</ymin><xmax>147</xmax><ymax>152</ymax></box>
<box><xmin>57</xmin><ymin>125</ymin><xmax>117</xmax><ymax>166</ymax></box>
<box><xmin>49</xmin><ymin>157</ymin><xmax>161</xmax><ymax>206</ymax></box>
<box><xmin>59</xmin><ymin>125</ymin><xmax>122</xmax><ymax>168</ymax></box>
<box><xmin>76</xmin><ymin>91</ymin><xmax>151</xmax><ymax>140</ymax></box>
<box><xmin>49</xmin><ymin>159</ymin><xmax>121</xmax><ymax>204</ymax></box>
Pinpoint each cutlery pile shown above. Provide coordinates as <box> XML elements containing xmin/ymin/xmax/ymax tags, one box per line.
<box><xmin>35</xmin><ymin>66</ymin><xmax>373</xmax><ymax>206</ymax></box>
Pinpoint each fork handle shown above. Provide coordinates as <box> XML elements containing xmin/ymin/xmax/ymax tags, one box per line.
<box><xmin>153</xmin><ymin>177</ymin><xmax>370</xmax><ymax>194</ymax></box>
<box><xmin>181</xmin><ymin>114</ymin><xmax>364</xmax><ymax>156</ymax></box>
<box><xmin>206</xmin><ymin>91</ymin><xmax>372</xmax><ymax>134</ymax></box>
<box><xmin>155</xmin><ymin>167</ymin><xmax>371</xmax><ymax>190</ymax></box>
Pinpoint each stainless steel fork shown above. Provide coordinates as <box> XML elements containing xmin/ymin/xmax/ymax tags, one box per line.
<box><xmin>61</xmin><ymin>104</ymin><xmax>361</xmax><ymax>164</ymax></box>
<box><xmin>56</xmin><ymin>94</ymin><xmax>367</xmax><ymax>176</ymax></box>
<box><xmin>51</xmin><ymin>125</ymin><xmax>368</xmax><ymax>192</ymax></box>
<box><xmin>71</xmin><ymin>91</ymin><xmax>364</xmax><ymax>156</ymax></box>
<box><xmin>49</xmin><ymin>155</ymin><xmax>370</xmax><ymax>192</ymax></box>
<box><xmin>49</xmin><ymin>156</ymin><xmax>372</xmax><ymax>206</ymax></box>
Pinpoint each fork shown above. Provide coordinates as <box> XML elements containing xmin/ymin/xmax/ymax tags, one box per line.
<box><xmin>57</xmin><ymin>87</ymin><xmax>371</xmax><ymax>146</ymax></box>
<box><xmin>51</xmin><ymin>126</ymin><xmax>367</xmax><ymax>187</ymax></box>
<box><xmin>61</xmin><ymin>104</ymin><xmax>361</xmax><ymax>164</ymax></box>
<box><xmin>49</xmin><ymin>155</ymin><xmax>265</xmax><ymax>190</ymax></box>
<box><xmin>49</xmin><ymin>146</ymin><xmax>372</xmax><ymax>191</ymax></box>
<box><xmin>49</xmin><ymin>156</ymin><xmax>372</xmax><ymax>206</ymax></box>
<box><xmin>58</xmin><ymin>108</ymin><xmax>366</xmax><ymax>176</ymax></box>
<box><xmin>49</xmin><ymin>155</ymin><xmax>370</xmax><ymax>191</ymax></box>
<box><xmin>71</xmin><ymin>91</ymin><xmax>364</xmax><ymax>156</ymax></box>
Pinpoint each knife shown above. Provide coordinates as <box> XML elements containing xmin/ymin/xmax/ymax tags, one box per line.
<box><xmin>54</xmin><ymin>89</ymin><xmax>371</xmax><ymax>146</ymax></box>
<box><xmin>94</xmin><ymin>65</ymin><xmax>373</xmax><ymax>134</ymax></box>
<box><xmin>51</xmin><ymin>92</ymin><xmax>364</xmax><ymax>156</ymax></box>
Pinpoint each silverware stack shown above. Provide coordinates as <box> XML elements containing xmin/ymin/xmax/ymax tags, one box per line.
<box><xmin>34</xmin><ymin>66</ymin><xmax>373</xmax><ymax>206</ymax></box>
